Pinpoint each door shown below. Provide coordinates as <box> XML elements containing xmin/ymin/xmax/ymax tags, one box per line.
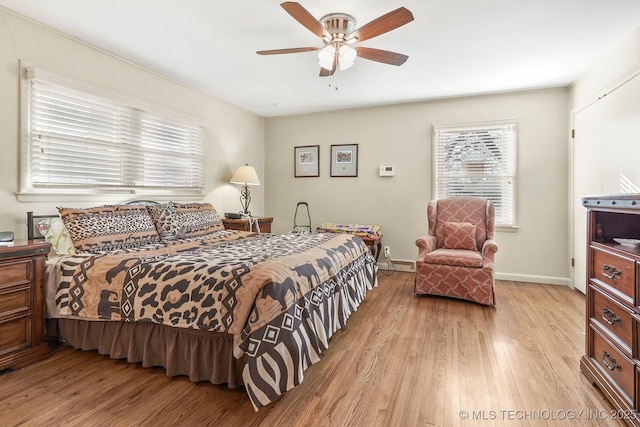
<box><xmin>571</xmin><ymin>73</ymin><xmax>640</xmax><ymax>293</ymax></box>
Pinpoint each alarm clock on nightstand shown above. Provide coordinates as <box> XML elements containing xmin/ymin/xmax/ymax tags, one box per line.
<box><xmin>0</xmin><ymin>231</ymin><xmax>14</xmax><ymax>246</ymax></box>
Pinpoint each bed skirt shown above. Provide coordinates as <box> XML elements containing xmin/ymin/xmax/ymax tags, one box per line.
<box><xmin>48</xmin><ymin>318</ymin><xmax>246</xmax><ymax>389</ymax></box>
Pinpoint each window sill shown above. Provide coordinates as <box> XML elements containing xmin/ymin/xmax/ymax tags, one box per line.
<box><xmin>15</xmin><ymin>191</ymin><xmax>204</xmax><ymax>203</ymax></box>
<box><xmin>496</xmin><ymin>225</ymin><xmax>519</xmax><ymax>233</ymax></box>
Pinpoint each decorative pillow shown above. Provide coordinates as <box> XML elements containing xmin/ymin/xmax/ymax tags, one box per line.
<box><xmin>442</xmin><ymin>221</ymin><xmax>477</xmax><ymax>251</ymax></box>
<box><xmin>173</xmin><ymin>202</ymin><xmax>225</xmax><ymax>238</ymax></box>
<box><xmin>146</xmin><ymin>202</ymin><xmax>181</xmax><ymax>241</ymax></box>
<box><xmin>58</xmin><ymin>205</ymin><xmax>160</xmax><ymax>252</ymax></box>
<box><xmin>36</xmin><ymin>217</ymin><xmax>75</xmax><ymax>256</ymax></box>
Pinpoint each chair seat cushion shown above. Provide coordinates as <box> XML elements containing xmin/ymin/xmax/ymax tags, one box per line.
<box><xmin>422</xmin><ymin>248</ymin><xmax>483</xmax><ymax>268</ymax></box>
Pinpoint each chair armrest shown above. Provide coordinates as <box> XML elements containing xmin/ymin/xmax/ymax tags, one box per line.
<box><xmin>482</xmin><ymin>239</ymin><xmax>498</xmax><ymax>257</ymax></box>
<box><xmin>415</xmin><ymin>235</ymin><xmax>436</xmax><ymax>258</ymax></box>
<box><xmin>416</xmin><ymin>235</ymin><xmax>436</xmax><ymax>250</ymax></box>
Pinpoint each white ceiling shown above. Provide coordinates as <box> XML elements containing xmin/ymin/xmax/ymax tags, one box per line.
<box><xmin>2</xmin><ymin>0</ymin><xmax>640</xmax><ymax>117</ymax></box>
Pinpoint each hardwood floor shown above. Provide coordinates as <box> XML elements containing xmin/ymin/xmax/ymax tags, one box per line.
<box><xmin>0</xmin><ymin>274</ymin><xmax>625</xmax><ymax>426</ymax></box>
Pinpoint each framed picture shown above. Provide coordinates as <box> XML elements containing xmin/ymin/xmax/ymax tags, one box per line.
<box><xmin>330</xmin><ymin>144</ymin><xmax>358</xmax><ymax>177</ymax></box>
<box><xmin>294</xmin><ymin>145</ymin><xmax>319</xmax><ymax>177</ymax></box>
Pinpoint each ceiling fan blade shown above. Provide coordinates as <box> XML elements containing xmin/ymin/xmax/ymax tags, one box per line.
<box><xmin>319</xmin><ymin>54</ymin><xmax>337</xmax><ymax>77</ymax></box>
<box><xmin>356</xmin><ymin>47</ymin><xmax>408</xmax><ymax>66</ymax></box>
<box><xmin>350</xmin><ymin>7</ymin><xmax>414</xmax><ymax>42</ymax></box>
<box><xmin>281</xmin><ymin>2</ymin><xmax>329</xmax><ymax>39</ymax></box>
<box><xmin>319</xmin><ymin>67</ymin><xmax>335</xmax><ymax>77</ymax></box>
<box><xmin>257</xmin><ymin>47</ymin><xmax>319</xmax><ymax>55</ymax></box>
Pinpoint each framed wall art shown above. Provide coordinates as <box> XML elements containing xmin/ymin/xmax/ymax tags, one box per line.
<box><xmin>330</xmin><ymin>144</ymin><xmax>358</xmax><ymax>177</ymax></box>
<box><xmin>294</xmin><ymin>145</ymin><xmax>320</xmax><ymax>177</ymax></box>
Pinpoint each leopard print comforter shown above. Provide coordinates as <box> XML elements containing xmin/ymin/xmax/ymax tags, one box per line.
<box><xmin>47</xmin><ymin>230</ymin><xmax>378</xmax><ymax>409</ymax></box>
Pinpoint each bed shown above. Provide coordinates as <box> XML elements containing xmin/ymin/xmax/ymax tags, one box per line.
<box><xmin>30</xmin><ymin>202</ymin><xmax>378</xmax><ymax>410</ymax></box>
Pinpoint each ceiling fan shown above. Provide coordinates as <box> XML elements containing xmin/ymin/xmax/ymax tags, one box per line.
<box><xmin>257</xmin><ymin>2</ymin><xmax>414</xmax><ymax>77</ymax></box>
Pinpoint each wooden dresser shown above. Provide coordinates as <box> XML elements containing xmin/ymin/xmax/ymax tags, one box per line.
<box><xmin>581</xmin><ymin>195</ymin><xmax>640</xmax><ymax>424</ymax></box>
<box><xmin>0</xmin><ymin>241</ymin><xmax>51</xmax><ymax>371</ymax></box>
<box><xmin>222</xmin><ymin>217</ymin><xmax>273</xmax><ymax>233</ymax></box>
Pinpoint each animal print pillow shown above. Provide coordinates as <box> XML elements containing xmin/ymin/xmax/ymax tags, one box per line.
<box><xmin>58</xmin><ymin>204</ymin><xmax>160</xmax><ymax>252</ymax></box>
<box><xmin>147</xmin><ymin>202</ymin><xmax>224</xmax><ymax>241</ymax></box>
<box><xmin>146</xmin><ymin>202</ymin><xmax>181</xmax><ymax>241</ymax></box>
<box><xmin>173</xmin><ymin>202</ymin><xmax>225</xmax><ymax>238</ymax></box>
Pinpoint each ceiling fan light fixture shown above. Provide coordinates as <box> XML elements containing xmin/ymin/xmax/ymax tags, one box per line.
<box><xmin>338</xmin><ymin>44</ymin><xmax>357</xmax><ymax>70</ymax></box>
<box><xmin>318</xmin><ymin>44</ymin><xmax>336</xmax><ymax>70</ymax></box>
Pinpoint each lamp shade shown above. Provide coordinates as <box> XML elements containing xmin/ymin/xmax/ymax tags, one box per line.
<box><xmin>230</xmin><ymin>164</ymin><xmax>260</xmax><ymax>186</ymax></box>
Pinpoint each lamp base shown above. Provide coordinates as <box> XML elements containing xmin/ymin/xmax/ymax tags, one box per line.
<box><xmin>240</xmin><ymin>185</ymin><xmax>252</xmax><ymax>216</ymax></box>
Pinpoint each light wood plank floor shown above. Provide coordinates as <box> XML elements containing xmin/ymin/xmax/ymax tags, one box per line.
<box><xmin>0</xmin><ymin>274</ymin><xmax>625</xmax><ymax>426</ymax></box>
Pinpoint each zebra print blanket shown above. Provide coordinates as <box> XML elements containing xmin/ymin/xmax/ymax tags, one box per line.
<box><xmin>47</xmin><ymin>230</ymin><xmax>378</xmax><ymax>409</ymax></box>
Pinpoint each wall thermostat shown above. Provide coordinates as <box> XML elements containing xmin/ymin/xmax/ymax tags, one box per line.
<box><xmin>379</xmin><ymin>165</ymin><xmax>395</xmax><ymax>176</ymax></box>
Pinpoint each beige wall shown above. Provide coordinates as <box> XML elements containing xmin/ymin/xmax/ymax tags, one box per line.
<box><xmin>265</xmin><ymin>89</ymin><xmax>570</xmax><ymax>285</ymax></box>
<box><xmin>0</xmin><ymin>6</ymin><xmax>577</xmax><ymax>286</ymax></box>
<box><xmin>0</xmin><ymin>7</ymin><xmax>265</xmax><ymax>239</ymax></box>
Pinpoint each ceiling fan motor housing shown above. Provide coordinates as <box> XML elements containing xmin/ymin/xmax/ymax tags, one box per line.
<box><xmin>320</xmin><ymin>13</ymin><xmax>356</xmax><ymax>43</ymax></box>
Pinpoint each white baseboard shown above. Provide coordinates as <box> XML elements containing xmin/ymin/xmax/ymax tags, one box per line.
<box><xmin>377</xmin><ymin>262</ymin><xmax>572</xmax><ymax>287</ymax></box>
<box><xmin>378</xmin><ymin>259</ymin><xmax>415</xmax><ymax>272</ymax></box>
<box><xmin>494</xmin><ymin>272</ymin><xmax>571</xmax><ymax>287</ymax></box>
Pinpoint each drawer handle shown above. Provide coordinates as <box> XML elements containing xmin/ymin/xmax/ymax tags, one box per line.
<box><xmin>601</xmin><ymin>307</ymin><xmax>621</xmax><ymax>325</ymax></box>
<box><xmin>602</xmin><ymin>350</ymin><xmax>621</xmax><ymax>371</ymax></box>
<box><xmin>602</xmin><ymin>264</ymin><xmax>621</xmax><ymax>280</ymax></box>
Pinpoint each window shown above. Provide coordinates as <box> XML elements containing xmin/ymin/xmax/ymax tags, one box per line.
<box><xmin>20</xmin><ymin>68</ymin><xmax>205</xmax><ymax>198</ymax></box>
<box><xmin>433</xmin><ymin>121</ymin><xmax>516</xmax><ymax>228</ymax></box>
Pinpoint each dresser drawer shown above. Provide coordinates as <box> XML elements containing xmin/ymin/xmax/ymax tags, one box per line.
<box><xmin>589</xmin><ymin>285</ymin><xmax>633</xmax><ymax>355</ymax></box>
<box><xmin>0</xmin><ymin>259</ymin><xmax>31</xmax><ymax>287</ymax></box>
<box><xmin>0</xmin><ymin>316</ymin><xmax>30</xmax><ymax>355</ymax></box>
<box><xmin>592</xmin><ymin>248</ymin><xmax>635</xmax><ymax>303</ymax></box>
<box><xmin>590</xmin><ymin>325</ymin><xmax>634</xmax><ymax>404</ymax></box>
<box><xmin>0</xmin><ymin>286</ymin><xmax>30</xmax><ymax>317</ymax></box>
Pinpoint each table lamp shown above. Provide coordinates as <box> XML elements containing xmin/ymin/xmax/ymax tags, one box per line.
<box><xmin>230</xmin><ymin>164</ymin><xmax>260</xmax><ymax>215</ymax></box>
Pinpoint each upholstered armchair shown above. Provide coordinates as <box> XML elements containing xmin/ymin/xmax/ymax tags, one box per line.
<box><xmin>415</xmin><ymin>197</ymin><xmax>498</xmax><ymax>305</ymax></box>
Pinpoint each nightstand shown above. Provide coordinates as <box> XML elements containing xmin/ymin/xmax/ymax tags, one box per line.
<box><xmin>0</xmin><ymin>240</ymin><xmax>51</xmax><ymax>370</ymax></box>
<box><xmin>222</xmin><ymin>217</ymin><xmax>273</xmax><ymax>233</ymax></box>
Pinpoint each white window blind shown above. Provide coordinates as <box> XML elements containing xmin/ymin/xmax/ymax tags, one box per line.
<box><xmin>433</xmin><ymin>122</ymin><xmax>516</xmax><ymax>227</ymax></box>
<box><xmin>25</xmin><ymin>69</ymin><xmax>204</xmax><ymax>193</ymax></box>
